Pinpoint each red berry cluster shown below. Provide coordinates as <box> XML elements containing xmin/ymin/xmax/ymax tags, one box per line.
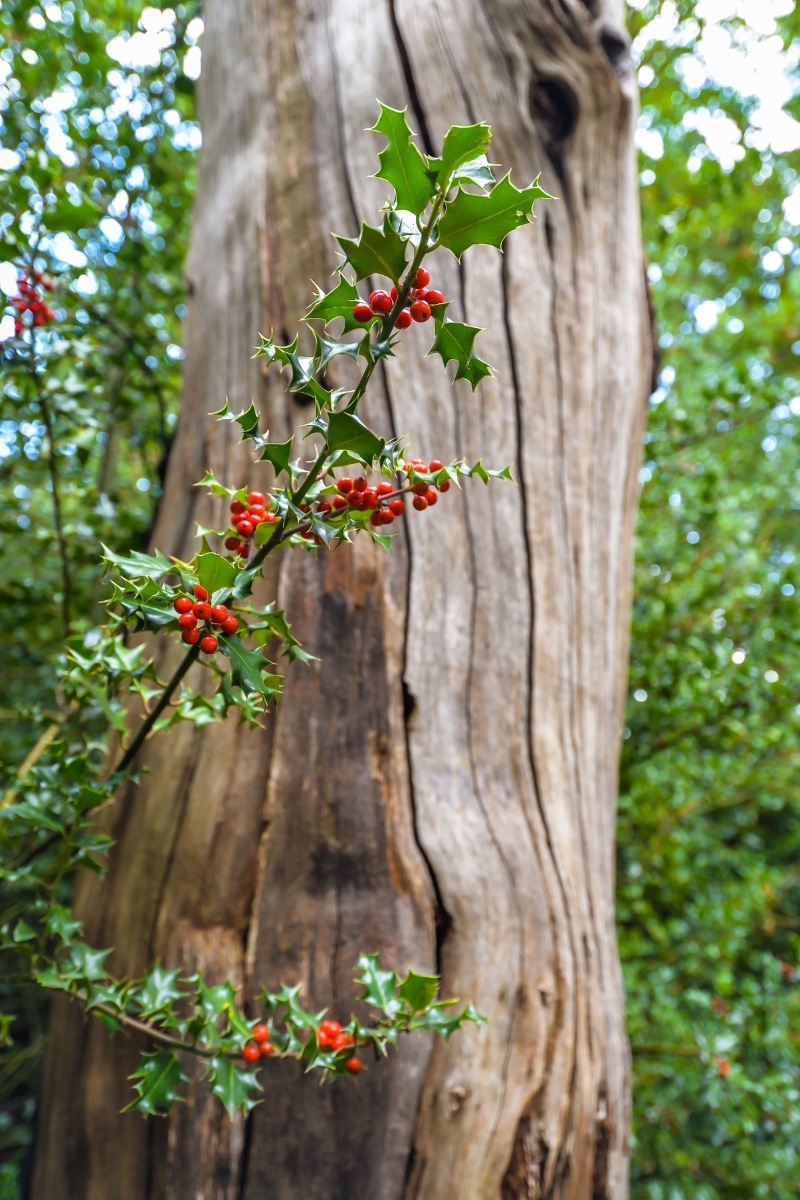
<box><xmin>317</xmin><ymin>1019</ymin><xmax>362</xmax><ymax>1075</ymax></box>
<box><xmin>224</xmin><ymin>490</ymin><xmax>279</xmax><ymax>558</ymax></box>
<box><xmin>10</xmin><ymin>267</ymin><xmax>55</xmax><ymax>335</ymax></box>
<box><xmin>173</xmin><ymin>582</ymin><xmax>238</xmax><ymax>651</ymax></box>
<box><xmin>241</xmin><ymin>1021</ymin><xmax>275</xmax><ymax>1064</ymax></box>
<box><xmin>353</xmin><ymin>267</ymin><xmax>446</xmax><ymax>329</ymax></box>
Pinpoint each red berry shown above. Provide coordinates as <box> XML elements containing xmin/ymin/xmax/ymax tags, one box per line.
<box><xmin>413</xmin><ymin>495</ymin><xmax>428</xmax><ymax>511</ymax></box>
<box><xmin>174</xmin><ymin>596</ymin><xmax>193</xmax><ymax>614</ymax></box>
<box><xmin>225</xmin><ymin>536</ymin><xmax>241</xmax><ymax>550</ymax></box>
<box><xmin>414</xmin><ymin>267</ymin><xmax>430</xmax><ymax>288</ymax></box>
<box><xmin>380</xmin><ymin>510</ymin><xmax>395</xmax><ymax>525</ymax></box>
<box><xmin>200</xmin><ymin>634</ymin><xmax>218</xmax><ymax>654</ymax></box>
<box><xmin>370</xmin><ymin>511</ymin><xmax>383</xmax><ymax>527</ymax></box>
<box><xmin>369</xmin><ymin>289</ymin><xmax>393</xmax><ymax>314</ymax></box>
<box><xmin>426</xmin><ymin>290</ymin><xmax>445</xmax><ymax>306</ymax></box>
<box><xmin>428</xmin><ymin>460</ymin><xmax>444</xmax><ymax>472</ymax></box>
<box><xmin>211</xmin><ymin>604</ymin><xmax>230</xmax><ymax>624</ymax></box>
<box><xmin>238</xmin><ymin>542</ymin><xmax>250</xmax><ymax>556</ymax></box>
<box><xmin>390</xmin><ymin>285</ymin><xmax>398</xmax><ymax>301</ymax></box>
<box><xmin>318</xmin><ymin>1029</ymin><xmax>332</xmax><ymax>1048</ymax></box>
<box><xmin>412</xmin><ymin>481</ymin><xmax>429</xmax><ymax>496</ymax></box>
<box><xmin>376</xmin><ymin>481</ymin><xmax>393</xmax><ymax>496</ymax></box>
<box><xmin>332</xmin><ymin>1032</ymin><xmax>354</xmax><ymax>1051</ymax></box>
<box><xmin>425</xmin><ymin>489</ymin><xmax>438</xmax><ymax>506</ymax></box>
<box><xmin>192</xmin><ymin>601</ymin><xmax>212</xmax><ymax>620</ymax></box>
<box><xmin>414</xmin><ymin>287</ymin><xmax>429</xmax><ymax>301</ymax></box>
<box><xmin>345</xmin><ymin>1057</ymin><xmax>363</xmax><ymax>1076</ymax></box>
<box><xmin>178</xmin><ymin>613</ymin><xmax>198</xmax><ymax>630</ymax></box>
<box><xmin>410</xmin><ymin>299</ymin><xmax>431</xmax><ymax>323</ymax></box>
<box><xmin>333</xmin><ymin>495</ymin><xmax>347</xmax><ymax>510</ymax></box>
<box><xmin>354</xmin><ymin>477</ymin><xmax>368</xmax><ymax>493</ymax></box>
<box><xmin>237</xmin><ymin>520</ymin><xmax>254</xmax><ymax>537</ymax></box>
<box><xmin>252</xmin><ymin>1023</ymin><xmax>270</xmax><ymax>1043</ymax></box>
<box><xmin>353</xmin><ymin>302</ymin><xmax>374</xmax><ymax>323</ymax></box>
<box><xmin>249</xmin><ymin>505</ymin><xmax>266</xmax><ymax>518</ymax></box>
<box><xmin>348</xmin><ymin>492</ymin><xmax>362</xmax><ymax>508</ymax></box>
<box><xmin>337</xmin><ymin>477</ymin><xmax>353</xmax><ymax>494</ymax></box>
<box><xmin>438</xmin><ymin>479</ymin><xmax>451</xmax><ymax>493</ymax></box>
<box><xmin>259</xmin><ymin>1041</ymin><xmax>274</xmax><ymax>1057</ymax></box>
<box><xmin>231</xmin><ymin>500</ymin><xmax>246</xmax><ymax>516</ymax></box>
<box><xmin>182</xmin><ymin>628</ymin><xmax>200</xmax><ymax>645</ymax></box>
<box><xmin>389</xmin><ymin>499</ymin><xmax>406</xmax><ymax>516</ymax></box>
<box><xmin>320</xmin><ymin>1020</ymin><xmax>341</xmax><ymax>1038</ymax></box>
<box><xmin>194</xmin><ymin>584</ymin><xmax>208</xmax><ymax>600</ymax></box>
<box><xmin>247</xmin><ymin>491</ymin><xmax>265</xmax><ymax>507</ymax></box>
<box><xmin>363</xmin><ymin>488</ymin><xmax>379</xmax><ymax>508</ymax></box>
<box><xmin>396</xmin><ymin>308</ymin><xmax>412</xmax><ymax>329</ymax></box>
<box><xmin>317</xmin><ymin>500</ymin><xmax>332</xmax><ymax>514</ymax></box>
<box><xmin>221</xmin><ymin>616</ymin><xmax>239</xmax><ymax>634</ymax></box>
<box><xmin>242</xmin><ymin>1042</ymin><xmax>260</xmax><ymax>1064</ymax></box>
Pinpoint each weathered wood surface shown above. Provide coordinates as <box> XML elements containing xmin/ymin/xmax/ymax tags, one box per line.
<box><xmin>31</xmin><ymin>0</ymin><xmax>652</xmax><ymax>1196</ymax></box>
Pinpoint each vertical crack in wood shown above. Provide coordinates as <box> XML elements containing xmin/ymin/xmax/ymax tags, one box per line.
<box><xmin>387</xmin><ymin>0</ymin><xmax>435</xmax><ymax>155</ymax></box>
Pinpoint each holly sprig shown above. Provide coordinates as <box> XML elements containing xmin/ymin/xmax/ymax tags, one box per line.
<box><xmin>0</xmin><ymin>103</ymin><xmax>549</xmax><ymax>1115</ymax></box>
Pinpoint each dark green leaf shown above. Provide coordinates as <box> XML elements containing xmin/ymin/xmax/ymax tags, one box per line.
<box><xmin>429</xmin><ymin>317</ymin><xmax>493</xmax><ymax>389</ymax></box>
<box><xmin>434</xmin><ymin>123</ymin><xmax>492</xmax><ymax>185</ymax></box>
<box><xmin>335</xmin><ymin>217</ymin><xmax>408</xmax><ymax>283</ymax></box>
<box><xmin>326</xmin><ymin>412</ymin><xmax>385</xmax><ymax>464</ymax></box>
<box><xmin>195</xmin><ymin>553</ymin><xmax>237</xmax><ymax>597</ymax></box>
<box><xmin>371</xmin><ymin>103</ymin><xmax>434</xmax><ymax>214</ymax></box>
<box><xmin>437</xmin><ymin>173</ymin><xmax>550</xmax><ymax>259</ymax></box>
<box><xmin>306</xmin><ymin>274</ymin><xmax>365</xmax><ymax>333</ymax></box>
<box><xmin>398</xmin><ymin>969</ymin><xmax>440</xmax><ymax>1013</ymax></box>
<box><xmin>357</xmin><ymin>953</ymin><xmax>402</xmax><ymax>1018</ymax></box>
<box><xmin>218</xmin><ymin>636</ymin><xmax>280</xmax><ymax>699</ymax></box>
<box><xmin>125</xmin><ymin>1051</ymin><xmax>188</xmax><ymax>1115</ymax></box>
<box><xmin>258</xmin><ymin>436</ymin><xmax>294</xmax><ymax>476</ymax></box>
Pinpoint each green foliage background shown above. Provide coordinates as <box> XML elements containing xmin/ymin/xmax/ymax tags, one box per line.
<box><xmin>1</xmin><ymin>0</ymin><xmax>799</xmax><ymax>1196</ymax></box>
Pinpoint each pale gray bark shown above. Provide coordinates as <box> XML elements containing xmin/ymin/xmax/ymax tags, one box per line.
<box><xmin>32</xmin><ymin>1</ymin><xmax>652</xmax><ymax>1197</ymax></box>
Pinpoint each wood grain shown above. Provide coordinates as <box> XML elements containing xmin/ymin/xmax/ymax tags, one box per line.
<box><xmin>31</xmin><ymin>0</ymin><xmax>652</xmax><ymax>1196</ymax></box>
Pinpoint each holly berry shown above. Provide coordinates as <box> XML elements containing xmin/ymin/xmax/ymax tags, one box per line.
<box><xmin>237</xmin><ymin>520</ymin><xmax>254</xmax><ymax>537</ymax></box>
<box><xmin>363</xmin><ymin>488</ymin><xmax>379</xmax><ymax>508</ymax></box>
<box><xmin>414</xmin><ymin>267</ymin><xmax>430</xmax><ymax>288</ymax></box>
<box><xmin>413</xmin><ymin>495</ymin><xmax>428</xmax><ymax>511</ymax></box>
<box><xmin>333</xmin><ymin>495</ymin><xmax>347</xmax><ymax>510</ymax></box>
<box><xmin>221</xmin><ymin>616</ymin><xmax>239</xmax><ymax>635</ymax></box>
<box><xmin>247</xmin><ymin>491</ymin><xmax>265</xmax><ymax>507</ymax></box>
<box><xmin>193</xmin><ymin>601</ymin><xmax>212</xmax><ymax>620</ymax></box>
<box><xmin>428</xmin><ymin>459</ymin><xmax>444</xmax><ymax>472</ymax></box>
<box><xmin>414</xmin><ymin>287</ymin><xmax>429</xmax><ymax>301</ymax></box>
<box><xmin>178</xmin><ymin>613</ymin><xmax>198</xmax><ymax>630</ymax></box>
<box><xmin>200</xmin><ymin>634</ymin><xmax>218</xmax><ymax>654</ymax></box>
<box><xmin>370</xmin><ymin>511</ymin><xmax>383</xmax><ymax>527</ymax></box>
<box><xmin>353</xmin><ymin>476</ymin><xmax>368</xmax><ymax>493</ymax></box>
<box><xmin>369</xmin><ymin>289</ymin><xmax>393</xmax><ymax>314</ymax></box>
<box><xmin>426</xmin><ymin>290</ymin><xmax>445</xmax><ymax>306</ymax></box>
<box><xmin>331</xmin><ymin>1032</ymin><xmax>354</xmax><ymax>1051</ymax></box>
<box><xmin>317</xmin><ymin>500</ymin><xmax>332</xmax><ymax>514</ymax></box>
<box><xmin>320</xmin><ymin>1020</ymin><xmax>342</xmax><ymax>1038</ymax></box>
<box><xmin>345</xmin><ymin>1057</ymin><xmax>363</xmax><ymax>1076</ymax></box>
<box><xmin>390</xmin><ymin>285</ymin><xmax>398</xmax><ymax>301</ymax></box>
<box><xmin>194</xmin><ymin>584</ymin><xmax>208</xmax><ymax>600</ymax></box>
<box><xmin>425</xmin><ymin>489</ymin><xmax>438</xmax><ymax>506</ymax></box>
<box><xmin>225</xmin><ymin>536</ymin><xmax>241</xmax><ymax>550</ymax></box>
<box><xmin>396</xmin><ymin>308</ymin><xmax>412</xmax><ymax>329</ymax></box>
<box><xmin>337</xmin><ymin>477</ymin><xmax>353</xmax><ymax>494</ymax></box>
<box><xmin>376</xmin><ymin>481</ymin><xmax>393</xmax><ymax>496</ymax></box>
<box><xmin>380</xmin><ymin>510</ymin><xmax>394</xmax><ymax>525</ymax></box>
<box><xmin>211</xmin><ymin>604</ymin><xmax>230</xmax><ymax>625</ymax></box>
<box><xmin>182</xmin><ymin>628</ymin><xmax>200</xmax><ymax>645</ymax></box>
<box><xmin>242</xmin><ymin>1043</ymin><xmax>260</xmax><ymax>1064</ymax></box>
<box><xmin>259</xmin><ymin>1041</ymin><xmax>274</xmax><ymax>1057</ymax></box>
<box><xmin>412</xmin><ymin>481</ymin><xmax>429</xmax><ymax>496</ymax></box>
<box><xmin>353</xmin><ymin>302</ymin><xmax>373</xmax><ymax>323</ymax></box>
<box><xmin>438</xmin><ymin>479</ymin><xmax>451</xmax><ymax>492</ymax></box>
<box><xmin>252</xmin><ymin>1023</ymin><xmax>270</xmax><ymax>1043</ymax></box>
<box><xmin>174</xmin><ymin>596</ymin><xmax>193</xmax><ymax>614</ymax></box>
<box><xmin>389</xmin><ymin>499</ymin><xmax>405</xmax><ymax>516</ymax></box>
<box><xmin>410</xmin><ymin>299</ymin><xmax>431</xmax><ymax>323</ymax></box>
<box><xmin>231</xmin><ymin>500</ymin><xmax>246</xmax><ymax>516</ymax></box>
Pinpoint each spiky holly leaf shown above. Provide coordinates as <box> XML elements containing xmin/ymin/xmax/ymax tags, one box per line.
<box><xmin>431</xmin><ymin>122</ymin><xmax>492</xmax><ymax>186</ymax></box>
<box><xmin>218</xmin><ymin>636</ymin><xmax>281</xmax><ymax>700</ymax></box>
<box><xmin>207</xmin><ymin>1058</ymin><xmax>261</xmax><ymax>1118</ymax></box>
<box><xmin>372</xmin><ymin>103</ymin><xmax>434</xmax><ymax>215</ymax></box>
<box><xmin>259</xmin><ymin>336</ymin><xmax>332</xmax><ymax>408</ymax></box>
<box><xmin>398</xmin><ymin>969</ymin><xmax>440</xmax><ymax>1014</ymax></box>
<box><xmin>137</xmin><ymin>963</ymin><xmax>185</xmax><ymax>1018</ymax></box>
<box><xmin>195</xmin><ymin>469</ymin><xmax>236</xmax><ymax>498</ymax></box>
<box><xmin>429</xmin><ymin>317</ymin><xmax>493</xmax><ymax>390</ymax></box>
<box><xmin>410</xmin><ymin>1001</ymin><xmax>486</xmax><ymax>1040</ymax></box>
<box><xmin>387</xmin><ymin>209</ymin><xmax>421</xmax><ymax>244</ymax></box>
<box><xmin>125</xmin><ymin>1051</ymin><xmax>188</xmax><ymax>1115</ymax></box>
<box><xmin>357</xmin><ymin>953</ymin><xmax>402</xmax><ymax>1018</ymax></box>
<box><xmin>101</xmin><ymin>545</ymin><xmax>175</xmax><ymax>584</ymax></box>
<box><xmin>437</xmin><ymin>173</ymin><xmax>550</xmax><ymax>259</ymax></box>
<box><xmin>235</xmin><ymin>401</ymin><xmax>261</xmax><ymax>440</ymax></box>
<box><xmin>326</xmin><ymin>411</ymin><xmax>385</xmax><ymax>464</ymax></box>
<box><xmin>195</xmin><ymin>552</ymin><xmax>237</xmax><ymax>598</ymax></box>
<box><xmin>452</xmin><ymin>155</ymin><xmax>496</xmax><ymax>189</ymax></box>
<box><xmin>336</xmin><ymin>216</ymin><xmax>408</xmax><ymax>283</ymax></box>
<box><xmin>258</xmin><ymin>436</ymin><xmax>294</xmax><ymax>476</ymax></box>
<box><xmin>306</xmin><ymin>274</ymin><xmax>365</xmax><ymax>333</ymax></box>
<box><xmin>312</xmin><ymin>330</ymin><xmax>361</xmax><ymax>372</ymax></box>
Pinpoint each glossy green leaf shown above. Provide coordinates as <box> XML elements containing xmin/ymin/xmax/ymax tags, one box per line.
<box><xmin>437</xmin><ymin>173</ymin><xmax>550</xmax><ymax>259</ymax></box>
<box><xmin>326</xmin><ymin>412</ymin><xmax>385</xmax><ymax>464</ymax></box>
<box><xmin>429</xmin><ymin>317</ymin><xmax>493</xmax><ymax>389</ymax></box>
<box><xmin>125</xmin><ymin>1051</ymin><xmax>188</xmax><ymax>1116</ymax></box>
<box><xmin>335</xmin><ymin>217</ymin><xmax>408</xmax><ymax>283</ymax></box>
<box><xmin>371</xmin><ymin>103</ymin><xmax>434</xmax><ymax>214</ymax></box>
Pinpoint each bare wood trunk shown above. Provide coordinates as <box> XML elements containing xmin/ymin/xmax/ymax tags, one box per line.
<box><xmin>31</xmin><ymin>1</ymin><xmax>652</xmax><ymax>1197</ymax></box>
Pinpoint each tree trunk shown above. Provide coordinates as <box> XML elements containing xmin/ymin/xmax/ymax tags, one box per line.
<box><xmin>31</xmin><ymin>0</ymin><xmax>652</xmax><ymax>1197</ymax></box>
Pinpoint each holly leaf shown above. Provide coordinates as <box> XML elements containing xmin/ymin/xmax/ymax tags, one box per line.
<box><xmin>335</xmin><ymin>216</ymin><xmax>408</xmax><ymax>283</ymax></box>
<box><xmin>326</xmin><ymin>412</ymin><xmax>385</xmax><ymax>464</ymax></box>
<box><xmin>195</xmin><ymin>552</ymin><xmax>237</xmax><ymax>597</ymax></box>
<box><xmin>218</xmin><ymin>636</ymin><xmax>280</xmax><ymax>700</ymax></box>
<box><xmin>452</xmin><ymin>155</ymin><xmax>496</xmax><ymax>189</ymax></box>
<box><xmin>258</xmin><ymin>436</ymin><xmax>294</xmax><ymax>476</ymax></box>
<box><xmin>101</xmin><ymin>545</ymin><xmax>175</xmax><ymax>584</ymax></box>
<box><xmin>433</xmin><ymin>122</ymin><xmax>492</xmax><ymax>186</ymax></box>
<box><xmin>372</xmin><ymin>103</ymin><xmax>434</xmax><ymax>215</ymax></box>
<box><xmin>125</xmin><ymin>1051</ymin><xmax>188</xmax><ymax>1115</ymax></box>
<box><xmin>233</xmin><ymin>401</ymin><xmax>261</xmax><ymax>440</ymax></box>
<box><xmin>357</xmin><ymin>954</ymin><xmax>402</xmax><ymax>1018</ymax></box>
<box><xmin>306</xmin><ymin>274</ymin><xmax>365</xmax><ymax>333</ymax></box>
<box><xmin>312</xmin><ymin>331</ymin><xmax>361</xmax><ymax>372</ymax></box>
<box><xmin>437</xmin><ymin>173</ymin><xmax>550</xmax><ymax>259</ymax></box>
<box><xmin>137</xmin><ymin>963</ymin><xmax>185</xmax><ymax>1017</ymax></box>
<box><xmin>429</xmin><ymin>317</ymin><xmax>493</xmax><ymax>389</ymax></box>
<box><xmin>207</xmin><ymin>1057</ymin><xmax>261</xmax><ymax>1118</ymax></box>
<box><xmin>195</xmin><ymin>469</ymin><xmax>236</xmax><ymax>498</ymax></box>
<box><xmin>398</xmin><ymin>969</ymin><xmax>440</xmax><ymax>1014</ymax></box>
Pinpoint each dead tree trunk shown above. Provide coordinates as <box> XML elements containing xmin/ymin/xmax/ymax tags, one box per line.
<box><xmin>31</xmin><ymin>0</ymin><xmax>652</xmax><ymax>1197</ymax></box>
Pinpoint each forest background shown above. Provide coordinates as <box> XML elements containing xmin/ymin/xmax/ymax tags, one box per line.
<box><xmin>1</xmin><ymin>0</ymin><xmax>799</xmax><ymax>1197</ymax></box>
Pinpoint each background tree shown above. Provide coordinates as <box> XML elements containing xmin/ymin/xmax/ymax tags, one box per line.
<box><xmin>24</xmin><ymin>0</ymin><xmax>653</xmax><ymax>1197</ymax></box>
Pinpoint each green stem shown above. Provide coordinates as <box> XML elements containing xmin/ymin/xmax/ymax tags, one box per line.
<box><xmin>111</xmin><ymin>642</ymin><xmax>201</xmax><ymax>781</ymax></box>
